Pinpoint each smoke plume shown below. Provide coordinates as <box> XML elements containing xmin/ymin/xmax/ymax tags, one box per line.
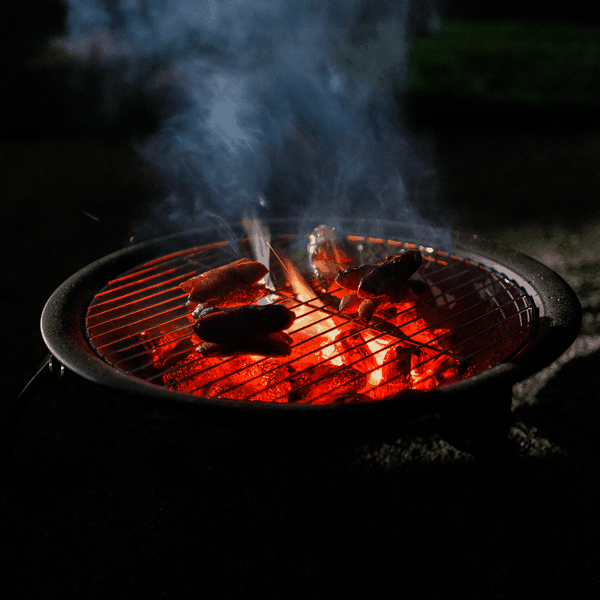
<box><xmin>56</xmin><ymin>0</ymin><xmax>447</xmax><ymax>244</ymax></box>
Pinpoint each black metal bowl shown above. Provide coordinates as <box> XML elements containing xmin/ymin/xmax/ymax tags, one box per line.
<box><xmin>40</xmin><ymin>218</ymin><xmax>581</xmax><ymax>437</ymax></box>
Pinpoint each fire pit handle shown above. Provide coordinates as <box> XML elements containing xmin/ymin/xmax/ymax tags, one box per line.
<box><xmin>0</xmin><ymin>353</ymin><xmax>64</xmax><ymax>484</ymax></box>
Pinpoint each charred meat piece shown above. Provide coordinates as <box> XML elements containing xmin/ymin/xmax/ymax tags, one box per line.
<box><xmin>335</xmin><ymin>251</ymin><xmax>422</xmax><ymax>297</ymax></box>
<box><xmin>357</xmin><ymin>297</ymin><xmax>384</xmax><ymax>324</ymax></box>
<box><xmin>180</xmin><ymin>258</ymin><xmax>269</xmax><ymax>306</ymax></box>
<box><xmin>337</xmin><ymin>251</ymin><xmax>423</xmax><ymax>321</ymax></box>
<box><xmin>193</xmin><ymin>304</ymin><xmax>295</xmax><ymax>343</ymax></box>
<box><xmin>338</xmin><ymin>291</ymin><xmax>362</xmax><ymax>313</ymax></box>
<box><xmin>358</xmin><ymin>252</ymin><xmax>422</xmax><ymax>299</ymax></box>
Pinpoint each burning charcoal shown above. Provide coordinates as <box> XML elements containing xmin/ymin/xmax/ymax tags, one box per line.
<box><xmin>288</xmin><ymin>364</ymin><xmax>366</xmax><ymax>405</ymax></box>
<box><xmin>180</xmin><ymin>258</ymin><xmax>269</xmax><ymax>305</ymax></box>
<box><xmin>358</xmin><ymin>252</ymin><xmax>423</xmax><ymax>299</ymax></box>
<box><xmin>381</xmin><ymin>345</ymin><xmax>413</xmax><ymax>389</ymax></box>
<box><xmin>163</xmin><ymin>357</ymin><xmax>218</xmax><ymax>395</ymax></box>
<box><xmin>246</xmin><ymin>363</ymin><xmax>301</xmax><ymax>403</ymax></box>
<box><xmin>196</xmin><ymin>333</ymin><xmax>292</xmax><ymax>358</ymax></box>
<box><xmin>193</xmin><ymin>304</ymin><xmax>295</xmax><ymax>342</ymax></box>
<box><xmin>206</xmin><ymin>357</ymin><xmax>268</xmax><ymax>399</ymax></box>
<box><xmin>365</xmin><ymin>351</ymin><xmax>412</xmax><ymax>400</ymax></box>
<box><xmin>332</xmin><ymin>329</ymin><xmax>375</xmax><ymax>374</ymax></box>
<box><xmin>203</xmin><ymin>355</ymin><xmax>273</xmax><ymax>399</ymax></box>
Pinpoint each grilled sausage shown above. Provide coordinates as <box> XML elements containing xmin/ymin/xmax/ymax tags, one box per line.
<box><xmin>181</xmin><ymin>258</ymin><xmax>269</xmax><ymax>305</ymax></box>
<box><xmin>193</xmin><ymin>304</ymin><xmax>295</xmax><ymax>343</ymax></box>
<box><xmin>358</xmin><ymin>297</ymin><xmax>384</xmax><ymax>324</ymax></box>
<box><xmin>190</xmin><ymin>284</ymin><xmax>270</xmax><ymax>312</ymax></box>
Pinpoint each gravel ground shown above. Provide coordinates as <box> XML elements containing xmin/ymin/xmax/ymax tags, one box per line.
<box><xmin>1</xmin><ymin>117</ymin><xmax>599</xmax><ymax>599</ymax></box>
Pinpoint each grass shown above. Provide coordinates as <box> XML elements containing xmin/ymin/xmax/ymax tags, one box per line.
<box><xmin>408</xmin><ymin>20</ymin><xmax>600</xmax><ymax>108</ymax></box>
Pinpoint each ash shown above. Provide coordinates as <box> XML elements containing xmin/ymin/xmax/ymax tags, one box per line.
<box><xmin>359</xmin><ymin>435</ymin><xmax>472</xmax><ymax>469</ymax></box>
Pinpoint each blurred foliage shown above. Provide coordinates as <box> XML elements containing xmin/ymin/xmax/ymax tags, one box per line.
<box><xmin>408</xmin><ymin>20</ymin><xmax>600</xmax><ymax>108</ymax></box>
<box><xmin>440</xmin><ymin>0</ymin><xmax>600</xmax><ymax>26</ymax></box>
<box><xmin>4</xmin><ymin>4</ymin><xmax>600</xmax><ymax>137</ymax></box>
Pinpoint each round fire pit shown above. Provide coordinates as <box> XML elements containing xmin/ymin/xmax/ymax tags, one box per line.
<box><xmin>38</xmin><ymin>218</ymin><xmax>581</xmax><ymax>439</ymax></box>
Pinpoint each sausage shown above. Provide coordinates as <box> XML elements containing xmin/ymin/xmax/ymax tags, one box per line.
<box><xmin>180</xmin><ymin>258</ymin><xmax>269</xmax><ymax>305</ymax></box>
<box><xmin>335</xmin><ymin>252</ymin><xmax>422</xmax><ymax>297</ymax></box>
<box><xmin>193</xmin><ymin>304</ymin><xmax>296</xmax><ymax>343</ymax></box>
<box><xmin>190</xmin><ymin>284</ymin><xmax>270</xmax><ymax>312</ymax></box>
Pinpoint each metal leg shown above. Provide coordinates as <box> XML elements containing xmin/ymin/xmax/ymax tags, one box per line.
<box><xmin>434</xmin><ymin>383</ymin><xmax>514</xmax><ymax>460</ymax></box>
<box><xmin>0</xmin><ymin>353</ymin><xmax>64</xmax><ymax>484</ymax></box>
<box><xmin>435</xmin><ymin>385</ymin><xmax>552</xmax><ymax>598</ymax></box>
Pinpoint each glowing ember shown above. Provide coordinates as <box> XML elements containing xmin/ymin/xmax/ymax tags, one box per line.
<box><xmin>86</xmin><ymin>233</ymin><xmax>535</xmax><ymax>406</ymax></box>
<box><xmin>147</xmin><ymin>260</ymin><xmax>467</xmax><ymax>405</ymax></box>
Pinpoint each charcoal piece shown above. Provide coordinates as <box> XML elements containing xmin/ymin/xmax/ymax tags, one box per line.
<box><xmin>287</xmin><ymin>364</ymin><xmax>365</xmax><ymax>404</ymax></box>
<box><xmin>382</xmin><ymin>345</ymin><xmax>413</xmax><ymax>388</ymax></box>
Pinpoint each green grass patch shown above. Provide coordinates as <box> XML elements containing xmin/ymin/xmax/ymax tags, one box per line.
<box><xmin>408</xmin><ymin>20</ymin><xmax>600</xmax><ymax>107</ymax></box>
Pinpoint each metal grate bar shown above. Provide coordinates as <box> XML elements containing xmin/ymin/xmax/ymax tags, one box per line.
<box><xmin>85</xmin><ymin>237</ymin><xmax>537</xmax><ymax>403</ymax></box>
<box><xmin>169</xmin><ymin>277</ymin><xmax>518</xmax><ymax>399</ymax></box>
<box><xmin>88</xmin><ymin>272</ymin><xmax>195</xmax><ymax>315</ymax></box>
<box><xmin>137</xmin><ymin>268</ymin><xmax>501</xmax><ymax>387</ymax></box>
<box><xmin>203</xmin><ymin>292</ymin><xmax>532</xmax><ymax>402</ymax></box>
<box><xmin>88</xmin><ymin>298</ymin><xmax>188</xmax><ymax>348</ymax></box>
<box><xmin>246</xmin><ymin>301</ymin><xmax>535</xmax><ymax>404</ymax></box>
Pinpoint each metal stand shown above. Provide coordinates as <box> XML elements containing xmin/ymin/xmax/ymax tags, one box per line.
<box><xmin>434</xmin><ymin>382</ymin><xmax>514</xmax><ymax>461</ymax></box>
<box><xmin>435</xmin><ymin>384</ymin><xmax>543</xmax><ymax>599</ymax></box>
<box><xmin>0</xmin><ymin>353</ymin><xmax>64</xmax><ymax>484</ymax></box>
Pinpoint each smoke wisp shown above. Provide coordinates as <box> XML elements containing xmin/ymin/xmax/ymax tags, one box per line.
<box><xmin>56</xmin><ymin>0</ymin><xmax>447</xmax><ymax>244</ymax></box>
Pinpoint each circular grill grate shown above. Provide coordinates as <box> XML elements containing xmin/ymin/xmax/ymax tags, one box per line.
<box><xmin>85</xmin><ymin>234</ymin><xmax>536</xmax><ymax>404</ymax></box>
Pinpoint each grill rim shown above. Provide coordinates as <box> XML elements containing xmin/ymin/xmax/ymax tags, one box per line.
<box><xmin>40</xmin><ymin>218</ymin><xmax>581</xmax><ymax>429</ymax></box>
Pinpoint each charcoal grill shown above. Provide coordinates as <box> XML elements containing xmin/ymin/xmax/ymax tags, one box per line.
<box><xmin>34</xmin><ymin>217</ymin><xmax>579</xmax><ymax>434</ymax></box>
<box><xmin>83</xmin><ymin>230</ymin><xmax>532</xmax><ymax>400</ymax></box>
<box><xmin>2</xmin><ymin>218</ymin><xmax>581</xmax><ymax>470</ymax></box>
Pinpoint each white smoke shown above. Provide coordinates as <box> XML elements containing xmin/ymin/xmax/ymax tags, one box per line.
<box><xmin>55</xmin><ymin>0</ymin><xmax>448</xmax><ymax>245</ymax></box>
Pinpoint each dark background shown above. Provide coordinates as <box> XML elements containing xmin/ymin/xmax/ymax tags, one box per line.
<box><xmin>2</xmin><ymin>2</ymin><xmax>600</xmax><ymax>598</ymax></box>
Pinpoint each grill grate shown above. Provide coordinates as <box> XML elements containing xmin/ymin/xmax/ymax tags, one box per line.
<box><xmin>85</xmin><ymin>235</ymin><xmax>536</xmax><ymax>404</ymax></box>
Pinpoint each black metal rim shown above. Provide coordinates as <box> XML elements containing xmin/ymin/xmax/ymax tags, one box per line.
<box><xmin>40</xmin><ymin>218</ymin><xmax>581</xmax><ymax>430</ymax></box>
